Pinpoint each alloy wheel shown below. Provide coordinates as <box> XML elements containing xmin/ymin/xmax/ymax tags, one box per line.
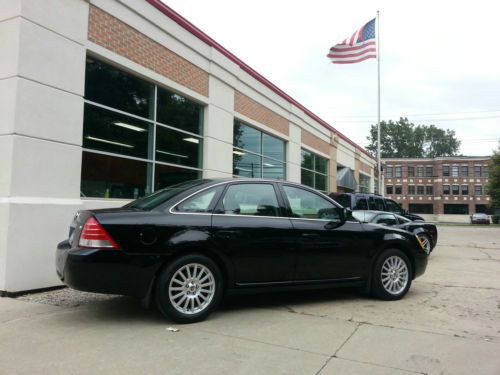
<box><xmin>168</xmin><ymin>263</ymin><xmax>216</xmax><ymax>315</ymax></box>
<box><xmin>380</xmin><ymin>255</ymin><xmax>409</xmax><ymax>295</ymax></box>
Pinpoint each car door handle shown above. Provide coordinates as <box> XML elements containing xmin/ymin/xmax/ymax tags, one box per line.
<box><xmin>301</xmin><ymin>233</ymin><xmax>320</xmax><ymax>240</ymax></box>
<box><xmin>216</xmin><ymin>230</ymin><xmax>240</xmax><ymax>240</ymax></box>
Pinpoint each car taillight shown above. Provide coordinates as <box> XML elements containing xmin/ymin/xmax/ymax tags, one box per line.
<box><xmin>78</xmin><ymin>217</ymin><xmax>118</xmax><ymax>249</ymax></box>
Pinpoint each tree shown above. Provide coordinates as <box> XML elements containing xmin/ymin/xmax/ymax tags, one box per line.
<box><xmin>366</xmin><ymin>117</ymin><xmax>461</xmax><ymax>158</ymax></box>
<box><xmin>488</xmin><ymin>143</ymin><xmax>500</xmax><ymax>211</ymax></box>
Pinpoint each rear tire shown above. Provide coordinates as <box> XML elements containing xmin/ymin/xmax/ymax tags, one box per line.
<box><xmin>371</xmin><ymin>249</ymin><xmax>412</xmax><ymax>300</ymax></box>
<box><xmin>155</xmin><ymin>254</ymin><xmax>223</xmax><ymax>323</ymax></box>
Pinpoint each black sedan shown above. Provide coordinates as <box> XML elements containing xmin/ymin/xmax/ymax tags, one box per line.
<box><xmin>350</xmin><ymin>210</ymin><xmax>438</xmax><ymax>253</ymax></box>
<box><xmin>56</xmin><ymin>179</ymin><xmax>428</xmax><ymax>323</ymax></box>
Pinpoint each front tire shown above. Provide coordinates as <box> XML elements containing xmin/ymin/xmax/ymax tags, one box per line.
<box><xmin>155</xmin><ymin>254</ymin><xmax>223</xmax><ymax>323</ymax></box>
<box><xmin>371</xmin><ymin>249</ymin><xmax>412</xmax><ymax>300</ymax></box>
<box><xmin>416</xmin><ymin>233</ymin><xmax>432</xmax><ymax>253</ymax></box>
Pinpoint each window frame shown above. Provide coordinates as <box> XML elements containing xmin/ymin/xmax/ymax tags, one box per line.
<box><xmin>300</xmin><ymin>148</ymin><xmax>329</xmax><ymax>193</ymax></box>
<box><xmin>233</xmin><ymin>121</ymin><xmax>286</xmax><ymax>180</ymax></box>
<box><xmin>82</xmin><ymin>57</ymin><xmax>204</xmax><ymax>199</ymax></box>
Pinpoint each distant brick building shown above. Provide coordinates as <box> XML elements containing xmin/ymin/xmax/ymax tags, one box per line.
<box><xmin>382</xmin><ymin>157</ymin><xmax>491</xmax><ymax>215</ymax></box>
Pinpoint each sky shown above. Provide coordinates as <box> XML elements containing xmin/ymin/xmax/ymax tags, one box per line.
<box><xmin>161</xmin><ymin>0</ymin><xmax>500</xmax><ymax>156</ymax></box>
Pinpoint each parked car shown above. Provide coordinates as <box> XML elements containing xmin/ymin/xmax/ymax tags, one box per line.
<box><xmin>330</xmin><ymin>192</ymin><xmax>425</xmax><ymax>221</ymax></box>
<box><xmin>470</xmin><ymin>213</ymin><xmax>490</xmax><ymax>224</ymax></box>
<box><xmin>350</xmin><ymin>210</ymin><xmax>438</xmax><ymax>253</ymax></box>
<box><xmin>56</xmin><ymin>179</ymin><xmax>428</xmax><ymax>323</ymax></box>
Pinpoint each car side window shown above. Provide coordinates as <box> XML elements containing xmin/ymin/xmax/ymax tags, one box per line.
<box><xmin>221</xmin><ymin>184</ymin><xmax>280</xmax><ymax>217</ymax></box>
<box><xmin>375</xmin><ymin>214</ymin><xmax>397</xmax><ymax>226</ymax></box>
<box><xmin>355</xmin><ymin>197</ymin><xmax>369</xmax><ymax>210</ymax></box>
<box><xmin>369</xmin><ymin>197</ymin><xmax>385</xmax><ymax>211</ymax></box>
<box><xmin>385</xmin><ymin>199</ymin><xmax>403</xmax><ymax>214</ymax></box>
<box><xmin>283</xmin><ymin>186</ymin><xmax>340</xmax><ymax>220</ymax></box>
<box><xmin>176</xmin><ymin>188</ymin><xmax>219</xmax><ymax>213</ymax></box>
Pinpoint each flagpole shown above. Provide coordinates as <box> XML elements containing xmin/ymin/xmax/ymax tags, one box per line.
<box><xmin>376</xmin><ymin>10</ymin><xmax>382</xmax><ymax>196</ymax></box>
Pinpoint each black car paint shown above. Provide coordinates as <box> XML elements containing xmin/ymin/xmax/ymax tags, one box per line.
<box><xmin>56</xmin><ymin>179</ymin><xmax>428</xmax><ymax>305</ymax></box>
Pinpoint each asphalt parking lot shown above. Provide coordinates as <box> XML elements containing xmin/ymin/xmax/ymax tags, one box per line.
<box><xmin>0</xmin><ymin>226</ymin><xmax>499</xmax><ymax>374</ymax></box>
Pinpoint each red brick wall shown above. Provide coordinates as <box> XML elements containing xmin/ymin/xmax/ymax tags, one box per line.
<box><xmin>234</xmin><ymin>91</ymin><xmax>289</xmax><ymax>136</ymax></box>
<box><xmin>88</xmin><ymin>5</ymin><xmax>209</xmax><ymax>96</ymax></box>
<box><xmin>301</xmin><ymin>129</ymin><xmax>330</xmax><ymax>155</ymax></box>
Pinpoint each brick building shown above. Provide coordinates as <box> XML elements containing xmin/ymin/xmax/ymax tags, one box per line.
<box><xmin>0</xmin><ymin>0</ymin><xmax>375</xmax><ymax>294</ymax></box>
<box><xmin>382</xmin><ymin>157</ymin><xmax>491</xmax><ymax>217</ymax></box>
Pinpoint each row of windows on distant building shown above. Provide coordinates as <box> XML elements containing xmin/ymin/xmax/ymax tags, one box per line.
<box><xmin>385</xmin><ymin>165</ymin><xmax>488</xmax><ymax>178</ymax></box>
<box><xmin>386</xmin><ymin>184</ymin><xmax>486</xmax><ymax>196</ymax></box>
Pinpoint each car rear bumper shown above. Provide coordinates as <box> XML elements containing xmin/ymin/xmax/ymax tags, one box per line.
<box><xmin>56</xmin><ymin>240</ymin><xmax>160</xmax><ymax>298</ymax></box>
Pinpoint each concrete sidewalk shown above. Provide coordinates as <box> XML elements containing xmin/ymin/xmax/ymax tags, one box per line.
<box><xmin>0</xmin><ymin>226</ymin><xmax>499</xmax><ymax>374</ymax></box>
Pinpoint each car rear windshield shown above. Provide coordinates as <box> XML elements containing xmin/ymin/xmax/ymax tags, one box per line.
<box><xmin>124</xmin><ymin>180</ymin><xmax>209</xmax><ymax>210</ymax></box>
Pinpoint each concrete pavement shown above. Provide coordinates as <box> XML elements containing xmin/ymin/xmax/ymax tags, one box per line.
<box><xmin>0</xmin><ymin>226</ymin><xmax>499</xmax><ymax>374</ymax></box>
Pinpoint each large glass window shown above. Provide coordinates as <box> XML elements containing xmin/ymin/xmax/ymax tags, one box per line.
<box><xmin>475</xmin><ymin>166</ymin><xmax>482</xmax><ymax>177</ymax></box>
<box><xmin>395</xmin><ymin>167</ymin><xmax>402</xmax><ymax>178</ymax></box>
<box><xmin>408</xmin><ymin>166</ymin><xmax>415</xmax><ymax>177</ymax></box>
<box><xmin>461</xmin><ymin>166</ymin><xmax>469</xmax><ymax>176</ymax></box>
<box><xmin>416</xmin><ymin>167</ymin><xmax>424</xmax><ymax>177</ymax></box>
<box><xmin>386</xmin><ymin>185</ymin><xmax>393</xmax><ymax>195</ymax></box>
<box><xmin>426</xmin><ymin>166</ymin><xmax>433</xmax><ymax>177</ymax></box>
<box><xmin>475</xmin><ymin>185</ymin><xmax>483</xmax><ymax>195</ymax></box>
<box><xmin>85</xmin><ymin>57</ymin><xmax>154</xmax><ymax>119</ymax></box>
<box><xmin>395</xmin><ymin>185</ymin><xmax>402</xmax><ymax>195</ymax></box>
<box><xmin>444</xmin><ymin>204</ymin><xmax>469</xmax><ymax>215</ymax></box>
<box><xmin>417</xmin><ymin>185</ymin><xmax>424</xmax><ymax>195</ymax></box>
<box><xmin>408</xmin><ymin>185</ymin><xmax>415</xmax><ymax>195</ymax></box>
<box><xmin>83</xmin><ymin>58</ymin><xmax>204</xmax><ymax>198</ymax></box>
<box><xmin>301</xmin><ymin>149</ymin><xmax>329</xmax><ymax>192</ymax></box>
<box><xmin>461</xmin><ymin>185</ymin><xmax>469</xmax><ymax>195</ymax></box>
<box><xmin>359</xmin><ymin>174</ymin><xmax>370</xmax><ymax>193</ymax></box>
<box><xmin>233</xmin><ymin>121</ymin><xmax>286</xmax><ymax>180</ymax></box>
<box><xmin>452</xmin><ymin>185</ymin><xmax>459</xmax><ymax>195</ymax></box>
<box><xmin>426</xmin><ymin>185</ymin><xmax>433</xmax><ymax>195</ymax></box>
<box><xmin>443</xmin><ymin>185</ymin><xmax>450</xmax><ymax>195</ymax></box>
<box><xmin>451</xmin><ymin>166</ymin><xmax>459</xmax><ymax>177</ymax></box>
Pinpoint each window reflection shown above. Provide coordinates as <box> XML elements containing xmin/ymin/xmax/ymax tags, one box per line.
<box><xmin>83</xmin><ymin>58</ymin><xmax>204</xmax><ymax>198</ymax></box>
<box><xmin>83</xmin><ymin>104</ymin><xmax>152</xmax><ymax>159</ymax></box>
<box><xmin>85</xmin><ymin>58</ymin><xmax>154</xmax><ymax>119</ymax></box>
<box><xmin>155</xmin><ymin>125</ymin><xmax>201</xmax><ymax>168</ymax></box>
<box><xmin>154</xmin><ymin>164</ymin><xmax>200</xmax><ymax>191</ymax></box>
<box><xmin>300</xmin><ymin>149</ymin><xmax>328</xmax><ymax>192</ymax></box>
<box><xmin>157</xmin><ymin>88</ymin><xmax>203</xmax><ymax>135</ymax></box>
<box><xmin>81</xmin><ymin>152</ymin><xmax>151</xmax><ymax>199</ymax></box>
<box><xmin>233</xmin><ymin>121</ymin><xmax>286</xmax><ymax>179</ymax></box>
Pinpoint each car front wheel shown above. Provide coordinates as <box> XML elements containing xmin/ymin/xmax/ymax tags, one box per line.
<box><xmin>371</xmin><ymin>249</ymin><xmax>412</xmax><ymax>300</ymax></box>
<box><xmin>155</xmin><ymin>254</ymin><xmax>223</xmax><ymax>323</ymax></box>
<box><xmin>416</xmin><ymin>233</ymin><xmax>432</xmax><ymax>253</ymax></box>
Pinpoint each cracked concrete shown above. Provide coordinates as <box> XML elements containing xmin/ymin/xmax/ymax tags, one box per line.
<box><xmin>0</xmin><ymin>225</ymin><xmax>499</xmax><ymax>374</ymax></box>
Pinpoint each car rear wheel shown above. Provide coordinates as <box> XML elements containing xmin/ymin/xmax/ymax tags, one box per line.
<box><xmin>371</xmin><ymin>249</ymin><xmax>412</xmax><ymax>300</ymax></box>
<box><xmin>416</xmin><ymin>233</ymin><xmax>432</xmax><ymax>253</ymax></box>
<box><xmin>155</xmin><ymin>254</ymin><xmax>223</xmax><ymax>323</ymax></box>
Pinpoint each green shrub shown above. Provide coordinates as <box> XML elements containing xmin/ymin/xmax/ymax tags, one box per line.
<box><xmin>492</xmin><ymin>215</ymin><xmax>500</xmax><ymax>224</ymax></box>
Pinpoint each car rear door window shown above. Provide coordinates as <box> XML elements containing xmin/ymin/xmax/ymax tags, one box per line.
<box><xmin>176</xmin><ymin>187</ymin><xmax>220</xmax><ymax>213</ymax></box>
<box><xmin>369</xmin><ymin>197</ymin><xmax>384</xmax><ymax>211</ymax></box>
<box><xmin>355</xmin><ymin>197</ymin><xmax>369</xmax><ymax>210</ymax></box>
<box><xmin>221</xmin><ymin>184</ymin><xmax>280</xmax><ymax>217</ymax></box>
<box><xmin>283</xmin><ymin>186</ymin><xmax>340</xmax><ymax>220</ymax></box>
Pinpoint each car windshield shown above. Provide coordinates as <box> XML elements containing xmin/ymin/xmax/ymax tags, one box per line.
<box><xmin>351</xmin><ymin>211</ymin><xmax>378</xmax><ymax>223</ymax></box>
<box><xmin>124</xmin><ymin>179</ymin><xmax>210</xmax><ymax>210</ymax></box>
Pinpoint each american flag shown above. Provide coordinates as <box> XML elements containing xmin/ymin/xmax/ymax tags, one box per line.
<box><xmin>327</xmin><ymin>18</ymin><xmax>376</xmax><ymax>64</ymax></box>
